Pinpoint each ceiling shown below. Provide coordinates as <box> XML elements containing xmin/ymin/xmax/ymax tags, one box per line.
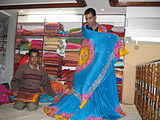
<box><xmin>0</xmin><ymin>0</ymin><xmax>160</xmax><ymax>16</ymax></box>
<box><xmin>1</xmin><ymin>0</ymin><xmax>127</xmax><ymax>15</ymax></box>
<box><xmin>1</xmin><ymin>0</ymin><xmax>160</xmax><ymax>15</ymax></box>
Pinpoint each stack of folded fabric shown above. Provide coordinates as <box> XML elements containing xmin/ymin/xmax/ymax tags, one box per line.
<box><xmin>65</xmin><ymin>38</ymin><xmax>82</xmax><ymax>52</ymax></box>
<box><xmin>15</xmin><ymin>38</ymin><xmax>29</xmax><ymax>49</ymax></box>
<box><xmin>68</xmin><ymin>28</ymin><xmax>82</xmax><ymax>36</ymax></box>
<box><xmin>114</xmin><ymin>58</ymin><xmax>123</xmax><ymax>84</ymax></box>
<box><xmin>30</xmin><ymin>40</ymin><xmax>43</xmax><ymax>50</ymax></box>
<box><xmin>31</xmin><ymin>29</ymin><xmax>44</xmax><ymax>36</ymax></box>
<box><xmin>43</xmin><ymin>37</ymin><xmax>63</xmax><ymax>51</ymax></box>
<box><xmin>44</xmin><ymin>22</ymin><xmax>63</xmax><ymax>35</ymax></box>
<box><xmin>16</xmin><ymin>28</ymin><xmax>33</xmax><ymax>36</ymax></box>
<box><xmin>101</xmin><ymin>24</ymin><xmax>125</xmax><ymax>37</ymax></box>
<box><xmin>20</xmin><ymin>42</ymin><xmax>32</xmax><ymax>51</ymax></box>
<box><xmin>63</xmin><ymin>52</ymin><xmax>79</xmax><ymax>67</ymax></box>
<box><xmin>114</xmin><ymin>58</ymin><xmax>124</xmax><ymax>102</ymax></box>
<box><xmin>43</xmin><ymin>65</ymin><xmax>61</xmax><ymax>75</ymax></box>
<box><xmin>43</xmin><ymin>52</ymin><xmax>63</xmax><ymax>77</ymax></box>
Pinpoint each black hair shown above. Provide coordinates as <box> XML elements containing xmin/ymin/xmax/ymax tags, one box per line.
<box><xmin>84</xmin><ymin>8</ymin><xmax>96</xmax><ymax>16</ymax></box>
<box><xmin>28</xmin><ymin>49</ymin><xmax>39</xmax><ymax>57</ymax></box>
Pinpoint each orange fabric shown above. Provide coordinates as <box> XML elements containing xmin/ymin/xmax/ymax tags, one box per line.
<box><xmin>14</xmin><ymin>93</ymin><xmax>39</xmax><ymax>102</ymax></box>
<box><xmin>41</xmin><ymin>81</ymin><xmax>63</xmax><ymax>94</ymax></box>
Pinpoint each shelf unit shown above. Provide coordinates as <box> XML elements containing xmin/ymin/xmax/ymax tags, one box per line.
<box><xmin>14</xmin><ymin>14</ymin><xmax>83</xmax><ymax>92</ymax></box>
<box><xmin>0</xmin><ymin>18</ymin><xmax>8</xmax><ymax>71</ymax></box>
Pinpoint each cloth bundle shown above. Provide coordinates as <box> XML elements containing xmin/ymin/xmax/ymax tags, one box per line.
<box><xmin>65</xmin><ymin>38</ymin><xmax>82</xmax><ymax>52</ymax></box>
<box><xmin>44</xmin><ymin>22</ymin><xmax>64</xmax><ymax>34</ymax></box>
<box><xmin>16</xmin><ymin>29</ymin><xmax>33</xmax><ymax>36</ymax></box>
<box><xmin>0</xmin><ymin>84</ymin><xmax>12</xmax><ymax>104</ymax></box>
<box><xmin>57</xmin><ymin>69</ymin><xmax>75</xmax><ymax>82</ymax></box>
<box><xmin>63</xmin><ymin>38</ymin><xmax>82</xmax><ymax>66</ymax></box>
<box><xmin>31</xmin><ymin>29</ymin><xmax>44</xmax><ymax>35</ymax></box>
<box><xmin>68</xmin><ymin>28</ymin><xmax>82</xmax><ymax>36</ymax></box>
<box><xmin>43</xmin><ymin>53</ymin><xmax>63</xmax><ymax>76</ymax></box>
<box><xmin>63</xmin><ymin>52</ymin><xmax>79</xmax><ymax>66</ymax></box>
<box><xmin>30</xmin><ymin>40</ymin><xmax>43</xmax><ymax>50</ymax></box>
<box><xmin>44</xmin><ymin>37</ymin><xmax>63</xmax><ymax>51</ymax></box>
<box><xmin>15</xmin><ymin>38</ymin><xmax>29</xmax><ymax>49</ymax></box>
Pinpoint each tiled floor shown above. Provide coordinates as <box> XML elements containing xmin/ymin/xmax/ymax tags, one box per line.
<box><xmin>0</xmin><ymin>103</ymin><xmax>141</xmax><ymax>120</ymax></box>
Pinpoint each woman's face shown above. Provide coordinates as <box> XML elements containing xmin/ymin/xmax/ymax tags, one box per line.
<box><xmin>85</xmin><ymin>13</ymin><xmax>96</xmax><ymax>26</ymax></box>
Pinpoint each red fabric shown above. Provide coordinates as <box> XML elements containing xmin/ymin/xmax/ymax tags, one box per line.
<box><xmin>108</xmin><ymin>32</ymin><xmax>124</xmax><ymax>37</ymax></box>
<box><xmin>43</xmin><ymin>53</ymin><xmax>62</xmax><ymax>58</ymax></box>
<box><xmin>101</xmin><ymin>24</ymin><xmax>113</xmax><ymax>30</ymax></box>
<box><xmin>32</xmin><ymin>44</ymin><xmax>43</xmax><ymax>50</ymax></box>
<box><xmin>64</xmin><ymin>83</ymin><xmax>72</xmax><ymax>89</ymax></box>
<box><xmin>30</xmin><ymin>40</ymin><xmax>43</xmax><ymax>45</ymax></box>
<box><xmin>57</xmin><ymin>69</ymin><xmax>71</xmax><ymax>78</ymax></box>
<box><xmin>18</xmin><ymin>54</ymin><xmax>29</xmax><ymax>65</ymax></box>
<box><xmin>0</xmin><ymin>84</ymin><xmax>13</xmax><ymax>104</ymax></box>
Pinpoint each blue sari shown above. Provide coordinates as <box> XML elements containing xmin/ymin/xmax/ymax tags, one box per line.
<box><xmin>44</xmin><ymin>27</ymin><xmax>125</xmax><ymax>120</ymax></box>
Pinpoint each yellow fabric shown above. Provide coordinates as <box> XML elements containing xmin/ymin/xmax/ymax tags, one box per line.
<box><xmin>120</xmin><ymin>46</ymin><xmax>129</xmax><ymax>56</ymax></box>
<box><xmin>79</xmin><ymin>99</ymin><xmax>88</xmax><ymax>109</ymax></box>
<box><xmin>43</xmin><ymin>107</ymin><xmax>52</xmax><ymax>114</ymax></box>
<box><xmin>23</xmin><ymin>43</ymin><xmax>32</xmax><ymax>50</ymax></box>
<box><xmin>98</xmin><ymin>28</ymin><xmax>102</xmax><ymax>32</ymax></box>
<box><xmin>54</xmin><ymin>115</ymin><xmax>68</xmax><ymax>120</ymax></box>
<box><xmin>78</xmin><ymin>46</ymin><xmax>89</xmax><ymax>66</ymax></box>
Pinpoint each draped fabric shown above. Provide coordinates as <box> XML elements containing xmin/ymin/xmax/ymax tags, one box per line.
<box><xmin>43</xmin><ymin>27</ymin><xmax>125</xmax><ymax>120</ymax></box>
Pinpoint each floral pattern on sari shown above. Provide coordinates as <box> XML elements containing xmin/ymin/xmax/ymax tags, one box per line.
<box><xmin>43</xmin><ymin>106</ymin><xmax>59</xmax><ymax>117</ymax></box>
<box><xmin>76</xmin><ymin>39</ymin><xmax>94</xmax><ymax>72</ymax></box>
<box><xmin>115</xmin><ymin>105</ymin><xmax>126</xmax><ymax>117</ymax></box>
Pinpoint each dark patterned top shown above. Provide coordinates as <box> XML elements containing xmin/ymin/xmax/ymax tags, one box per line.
<box><xmin>11</xmin><ymin>63</ymin><xmax>56</xmax><ymax>98</ymax></box>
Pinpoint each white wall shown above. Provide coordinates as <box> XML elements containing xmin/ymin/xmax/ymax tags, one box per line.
<box><xmin>125</xmin><ymin>7</ymin><xmax>160</xmax><ymax>39</ymax></box>
<box><xmin>4</xmin><ymin>10</ymin><xmax>17</xmax><ymax>84</ymax></box>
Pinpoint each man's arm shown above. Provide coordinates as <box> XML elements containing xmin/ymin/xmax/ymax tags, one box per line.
<box><xmin>11</xmin><ymin>64</ymin><xmax>24</xmax><ymax>96</ymax></box>
<box><xmin>41</xmin><ymin>69</ymin><xmax>56</xmax><ymax>98</ymax></box>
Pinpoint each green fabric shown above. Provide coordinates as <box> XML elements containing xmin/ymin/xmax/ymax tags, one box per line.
<box><xmin>20</xmin><ymin>43</ymin><xmax>32</xmax><ymax>50</ymax></box>
<box><xmin>69</xmin><ymin>28</ymin><xmax>81</xmax><ymax>32</ymax></box>
<box><xmin>65</xmin><ymin>38</ymin><xmax>82</xmax><ymax>44</ymax></box>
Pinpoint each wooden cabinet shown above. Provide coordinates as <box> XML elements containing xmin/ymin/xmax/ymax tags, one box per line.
<box><xmin>135</xmin><ymin>61</ymin><xmax>160</xmax><ymax>120</ymax></box>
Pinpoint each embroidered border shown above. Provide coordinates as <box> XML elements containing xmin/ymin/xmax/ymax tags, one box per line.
<box><xmin>73</xmin><ymin>53</ymin><xmax>115</xmax><ymax>99</ymax></box>
<box><xmin>88</xmin><ymin>53</ymin><xmax>115</xmax><ymax>95</ymax></box>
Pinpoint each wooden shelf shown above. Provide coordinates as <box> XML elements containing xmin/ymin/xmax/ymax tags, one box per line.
<box><xmin>16</xmin><ymin>34</ymin><xmax>82</xmax><ymax>37</ymax></box>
